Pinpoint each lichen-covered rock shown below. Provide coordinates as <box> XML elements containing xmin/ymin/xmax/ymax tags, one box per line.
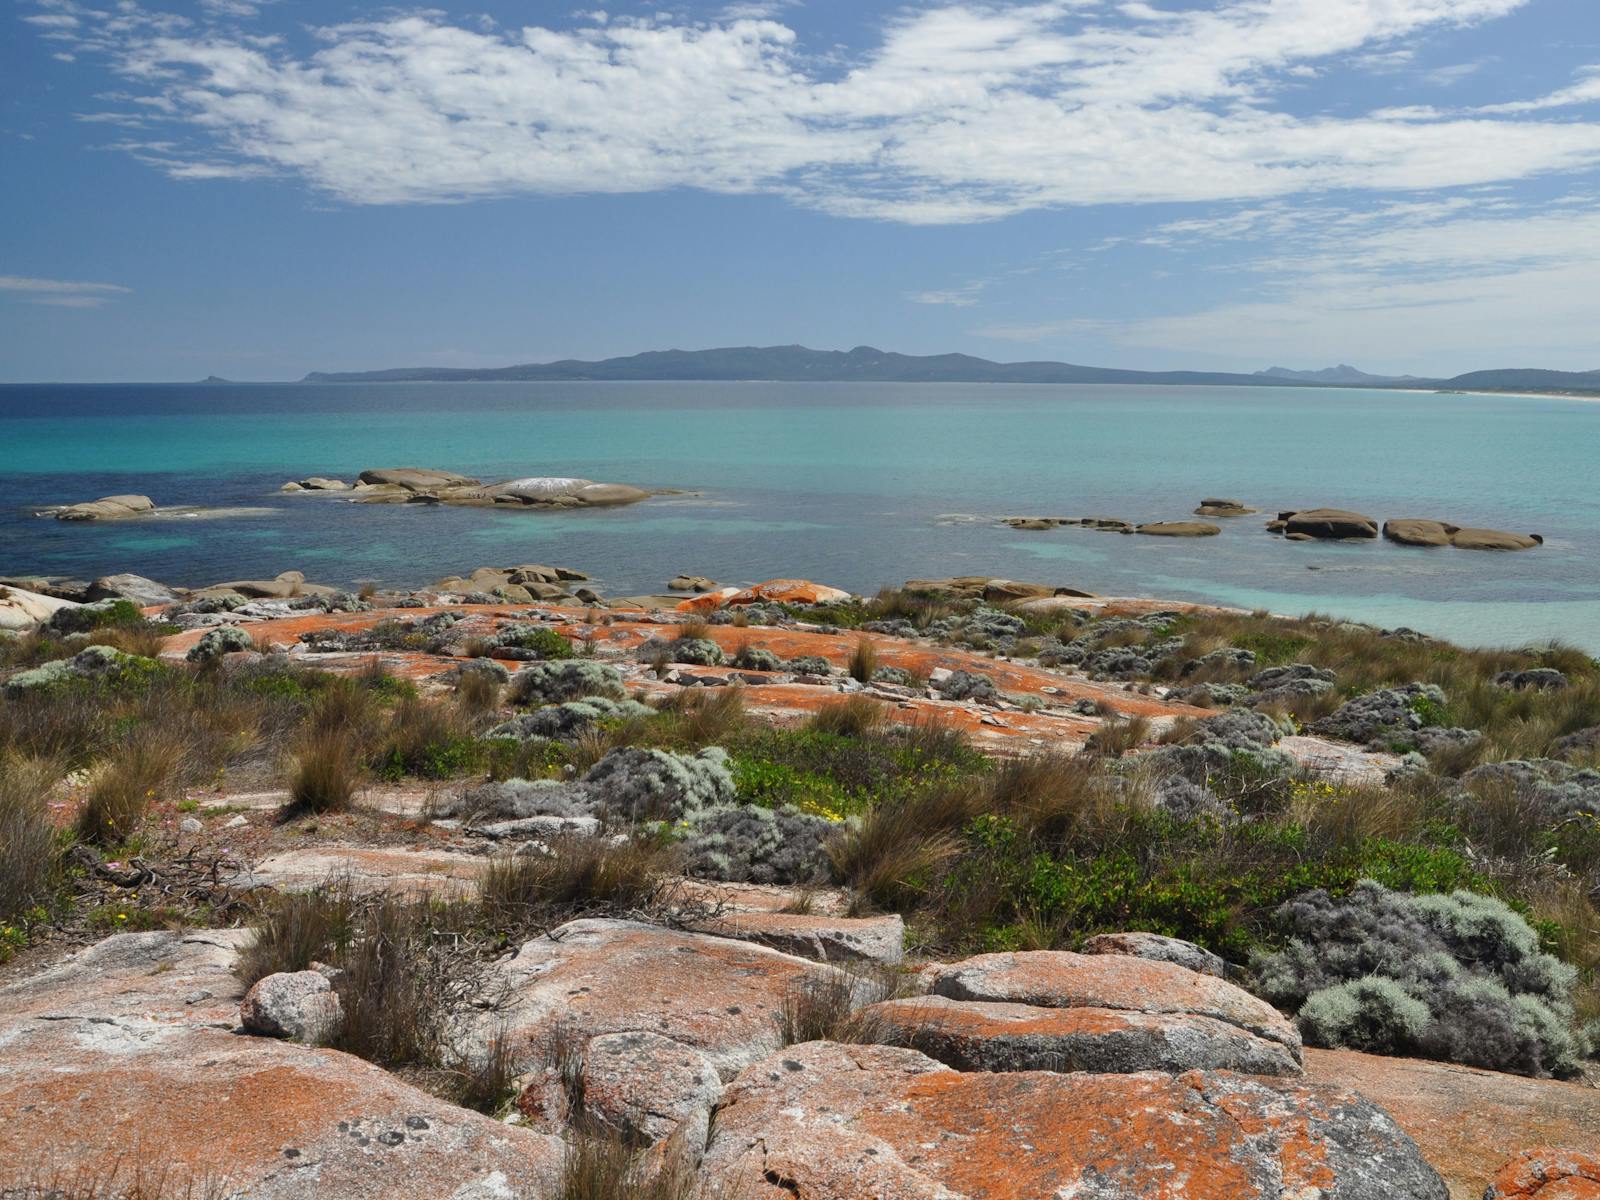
<box><xmin>239</xmin><ymin>970</ymin><xmax>343</xmax><ymax>1044</ymax></box>
<box><xmin>866</xmin><ymin>994</ymin><xmax>1301</xmax><ymax>1076</ymax></box>
<box><xmin>924</xmin><ymin>949</ymin><xmax>1300</xmax><ymax>1056</ymax></box>
<box><xmin>680</xmin><ymin>804</ymin><xmax>832</xmax><ymax>885</ymax></box>
<box><xmin>185</xmin><ymin>624</ymin><xmax>256</xmax><ymax>662</ymax></box>
<box><xmin>464</xmin><ymin>918</ymin><xmax>832</xmax><ymax>1082</ymax></box>
<box><xmin>699</xmin><ymin>1042</ymin><xmax>1446</xmax><ymax>1200</ymax></box>
<box><xmin>584</xmin><ymin>746</ymin><xmax>735</xmax><ymax>822</ymax></box>
<box><xmin>1484</xmin><ymin>1149</ymin><xmax>1600</xmax><ymax>1200</ymax></box>
<box><xmin>511</xmin><ymin>659</ymin><xmax>625</xmax><ymax>704</ymax></box>
<box><xmin>1081</xmin><ymin>931</ymin><xmax>1228</xmax><ymax>978</ymax></box>
<box><xmin>578</xmin><ymin>1031</ymin><xmax>724</xmax><ymax>1150</ymax></box>
<box><xmin>694</xmin><ymin>910</ymin><xmax>905</xmax><ymax>967</ymax></box>
<box><xmin>1313</xmin><ymin>683</ymin><xmax>1445</xmax><ymax>747</ymax></box>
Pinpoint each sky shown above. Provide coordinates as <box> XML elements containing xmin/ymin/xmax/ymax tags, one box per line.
<box><xmin>3</xmin><ymin>0</ymin><xmax>1599</xmax><ymax>382</ymax></box>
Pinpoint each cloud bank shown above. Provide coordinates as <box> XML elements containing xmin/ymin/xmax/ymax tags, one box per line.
<box><xmin>26</xmin><ymin>0</ymin><xmax>1600</xmax><ymax>222</ymax></box>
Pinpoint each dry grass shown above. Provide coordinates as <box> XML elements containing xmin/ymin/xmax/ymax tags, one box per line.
<box><xmin>76</xmin><ymin>729</ymin><xmax>186</xmax><ymax>845</ymax></box>
<box><xmin>1085</xmin><ymin>714</ymin><xmax>1150</xmax><ymax>759</ymax></box>
<box><xmin>333</xmin><ymin>893</ymin><xmax>449</xmax><ymax>1067</ymax></box>
<box><xmin>87</xmin><ymin>622</ymin><xmax>172</xmax><ymax>659</ymax></box>
<box><xmin>455</xmin><ymin>668</ymin><xmax>502</xmax><ymax>715</ymax></box>
<box><xmin>237</xmin><ymin>879</ymin><xmax>359</xmax><ymax>986</ymax></box>
<box><xmin>828</xmin><ymin>780</ymin><xmax>988</xmax><ymax>910</ymax></box>
<box><xmin>676</xmin><ymin>617</ymin><xmax>714</xmax><ymax>642</ymax></box>
<box><xmin>808</xmin><ymin>695</ymin><xmax>891</xmax><ymax>739</ymax></box>
<box><xmin>658</xmin><ymin>687</ymin><xmax>748</xmax><ymax>748</ymax></box>
<box><xmin>986</xmin><ymin>750</ymin><xmax>1123</xmax><ymax>843</ymax></box>
<box><xmin>478</xmin><ymin>834</ymin><xmax>673</xmax><ymax>930</ymax></box>
<box><xmin>0</xmin><ymin>754</ymin><xmax>60</xmax><ymax>922</ymax></box>
<box><xmin>777</xmin><ymin>963</ymin><xmax>902</xmax><ymax>1046</ymax></box>
<box><xmin>866</xmin><ymin>587</ymin><xmax>952</xmax><ymax>630</ymax></box>
<box><xmin>847</xmin><ymin>638</ymin><xmax>879</xmax><ymax>683</ymax></box>
<box><xmin>287</xmin><ymin>727</ymin><xmax>362</xmax><ymax>813</ymax></box>
<box><xmin>557</xmin><ymin>1130</ymin><xmax>701</xmax><ymax>1200</ymax></box>
<box><xmin>10</xmin><ymin>1163</ymin><xmax>229</xmax><ymax>1200</ymax></box>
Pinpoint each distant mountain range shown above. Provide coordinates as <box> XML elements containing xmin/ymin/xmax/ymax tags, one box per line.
<box><xmin>302</xmin><ymin>345</ymin><xmax>1600</xmax><ymax>393</ymax></box>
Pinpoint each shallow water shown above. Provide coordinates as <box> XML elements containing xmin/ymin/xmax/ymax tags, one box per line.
<box><xmin>1</xmin><ymin>381</ymin><xmax>1595</xmax><ymax>650</ymax></box>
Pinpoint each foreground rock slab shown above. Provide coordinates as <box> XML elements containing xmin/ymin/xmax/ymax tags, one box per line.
<box><xmin>473</xmin><ymin>918</ymin><xmax>835</xmax><ymax>1081</ymax></box>
<box><xmin>1485</xmin><ymin>1150</ymin><xmax>1600</xmax><ymax>1200</ymax></box>
<box><xmin>0</xmin><ymin>931</ymin><xmax>562</xmax><ymax>1199</ymax></box>
<box><xmin>700</xmin><ymin>1041</ymin><xmax>1447</xmax><ymax>1200</ymax></box>
<box><xmin>924</xmin><ymin>949</ymin><xmax>1301</xmax><ymax>1058</ymax></box>
<box><xmin>1306</xmin><ymin>1048</ymin><xmax>1600</xmax><ymax>1200</ymax></box>
<box><xmin>866</xmin><ymin>994</ymin><xmax>1302</xmax><ymax>1077</ymax></box>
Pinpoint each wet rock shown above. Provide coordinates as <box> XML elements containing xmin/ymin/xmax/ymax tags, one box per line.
<box><xmin>699</xmin><ymin>1041</ymin><xmax>1446</xmax><ymax>1200</ymax></box>
<box><xmin>1137</xmin><ymin>520</ymin><xmax>1222</xmax><ymax>537</ymax></box>
<box><xmin>1081</xmin><ymin>931</ymin><xmax>1228</xmax><ymax>978</ymax></box>
<box><xmin>579</xmin><ymin>1031</ymin><xmax>724</xmax><ymax>1149</ymax></box>
<box><xmin>468</xmin><ymin>918</ymin><xmax>835</xmax><ymax>1082</ymax></box>
<box><xmin>239</xmin><ymin>970</ymin><xmax>344</xmax><ymax>1044</ymax></box>
<box><xmin>1276</xmin><ymin>508</ymin><xmax>1380</xmax><ymax>539</ymax></box>
<box><xmin>867</xmin><ymin>993</ymin><xmax>1301</xmax><ymax>1076</ymax></box>
<box><xmin>51</xmin><ymin>494</ymin><xmax>157</xmax><ymax>521</ymax></box>
<box><xmin>924</xmin><ymin>949</ymin><xmax>1300</xmax><ymax>1055</ymax></box>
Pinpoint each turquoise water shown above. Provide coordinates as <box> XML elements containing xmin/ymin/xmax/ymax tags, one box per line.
<box><xmin>1</xmin><ymin>381</ymin><xmax>1596</xmax><ymax>650</ymax></box>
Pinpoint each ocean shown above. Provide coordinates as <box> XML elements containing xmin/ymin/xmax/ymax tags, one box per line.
<box><xmin>1</xmin><ymin>381</ymin><xmax>1596</xmax><ymax>651</ymax></box>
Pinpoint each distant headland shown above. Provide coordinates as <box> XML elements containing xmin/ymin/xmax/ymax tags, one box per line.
<box><xmin>300</xmin><ymin>344</ymin><xmax>1600</xmax><ymax>394</ymax></box>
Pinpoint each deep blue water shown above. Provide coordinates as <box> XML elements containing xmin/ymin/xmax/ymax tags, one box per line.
<box><xmin>1</xmin><ymin>381</ymin><xmax>1596</xmax><ymax>650</ymax></box>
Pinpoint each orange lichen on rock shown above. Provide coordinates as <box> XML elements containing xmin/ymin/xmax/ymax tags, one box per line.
<box><xmin>1485</xmin><ymin>1150</ymin><xmax>1600</xmax><ymax>1200</ymax></box>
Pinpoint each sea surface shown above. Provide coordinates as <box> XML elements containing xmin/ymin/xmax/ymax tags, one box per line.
<box><xmin>1</xmin><ymin>381</ymin><xmax>1596</xmax><ymax>651</ymax></box>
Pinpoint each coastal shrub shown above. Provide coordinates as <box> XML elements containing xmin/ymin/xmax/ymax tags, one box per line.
<box><xmin>1253</xmin><ymin>880</ymin><xmax>1584</xmax><ymax>1076</ymax></box>
<box><xmin>185</xmin><ymin>625</ymin><xmax>256</xmax><ymax>663</ymax></box>
<box><xmin>1085</xmin><ymin>714</ymin><xmax>1150</xmax><ymax>759</ymax></box>
<box><xmin>870</xmin><ymin>665</ymin><xmax>915</xmax><ymax>687</ymax></box>
<box><xmin>936</xmin><ymin>670</ymin><xmax>998</xmax><ymax>703</ymax></box>
<box><xmin>495</xmin><ymin>625</ymin><xmax>575</xmax><ymax>660</ymax></box>
<box><xmin>512</xmin><ymin>661</ymin><xmax>625</xmax><ymax>706</ymax></box>
<box><xmin>732</xmin><ymin>645</ymin><xmax>781</xmax><ymax>672</ymax></box>
<box><xmin>46</xmin><ymin>598</ymin><xmax>143</xmax><ymax>635</ymax></box>
<box><xmin>784</xmin><ymin>655</ymin><xmax>832</xmax><ymax>676</ymax></box>
<box><xmin>0</xmin><ymin>755</ymin><xmax>60</xmax><ymax>924</ymax></box>
<box><xmin>731</xmin><ymin>755</ymin><xmax>850</xmax><ymax>820</ymax></box>
<box><xmin>372</xmin><ymin>697</ymin><xmax>481</xmax><ymax>779</ymax></box>
<box><xmin>2</xmin><ymin>645</ymin><xmax>165</xmax><ymax>699</ymax></box>
<box><xmin>583</xmin><ymin>746</ymin><xmax>735</xmax><ymax>823</ymax></box>
<box><xmin>661</xmin><ymin>637</ymin><xmax>724</xmax><ymax>666</ymax></box>
<box><xmin>680</xmin><ymin>803</ymin><xmax>833</xmax><ymax>885</ymax></box>
<box><xmin>490</xmin><ymin>697</ymin><xmax>655</xmax><ymax>742</ymax></box>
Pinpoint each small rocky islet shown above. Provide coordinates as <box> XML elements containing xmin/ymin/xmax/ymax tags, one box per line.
<box><xmin>1</xmin><ymin>561</ymin><xmax>1596</xmax><ymax>1198</ymax></box>
<box><xmin>281</xmin><ymin>466</ymin><xmax>658</xmax><ymax>509</ymax></box>
<box><xmin>1004</xmin><ymin>498</ymin><xmax>1543</xmax><ymax>552</ymax></box>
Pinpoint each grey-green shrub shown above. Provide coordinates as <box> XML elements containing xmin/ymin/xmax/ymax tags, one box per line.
<box><xmin>680</xmin><ymin>804</ymin><xmax>832</xmax><ymax>885</ymax></box>
<box><xmin>583</xmin><ymin>746</ymin><xmax>735</xmax><ymax>823</ymax></box>
<box><xmin>511</xmin><ymin>661</ymin><xmax>624</xmax><ymax>705</ymax></box>
<box><xmin>1254</xmin><ymin>880</ymin><xmax>1585</xmax><ymax>1077</ymax></box>
<box><xmin>186</xmin><ymin>625</ymin><xmax>255</xmax><ymax>662</ymax></box>
<box><xmin>490</xmin><ymin>697</ymin><xmax>653</xmax><ymax>740</ymax></box>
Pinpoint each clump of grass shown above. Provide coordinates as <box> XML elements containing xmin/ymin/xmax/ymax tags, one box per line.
<box><xmin>1085</xmin><ymin>714</ymin><xmax>1150</xmax><ymax>759</ymax></box>
<box><xmin>373</xmin><ymin>697</ymin><xmax>481</xmax><ymax>779</ymax></box>
<box><xmin>778</xmin><ymin>964</ymin><xmax>901</xmax><ymax>1045</ymax></box>
<box><xmin>288</xmin><ymin>727</ymin><xmax>362</xmax><ymax>813</ymax></box>
<box><xmin>808</xmin><ymin>695</ymin><xmax>890</xmax><ymax>739</ymax></box>
<box><xmin>828</xmin><ymin>780</ymin><xmax>987</xmax><ymax>909</ymax></box>
<box><xmin>847</xmin><ymin>639</ymin><xmax>879</xmax><ymax>683</ymax></box>
<box><xmin>676</xmin><ymin>617</ymin><xmax>714</xmax><ymax>642</ymax></box>
<box><xmin>558</xmin><ymin>1130</ymin><xmax>699</xmax><ymax>1200</ymax></box>
<box><xmin>237</xmin><ymin>879</ymin><xmax>358</xmax><ymax>986</ymax></box>
<box><xmin>479</xmin><ymin>834</ymin><xmax>672</xmax><ymax>931</ymax></box>
<box><xmin>77</xmin><ymin>730</ymin><xmax>186</xmax><ymax>845</ymax></box>
<box><xmin>865</xmin><ymin>587</ymin><xmax>951</xmax><ymax>630</ymax></box>
<box><xmin>658</xmin><ymin>686</ymin><xmax>748</xmax><ymax>748</ymax></box>
<box><xmin>333</xmin><ymin>893</ymin><xmax>449</xmax><ymax>1066</ymax></box>
<box><xmin>445</xmin><ymin>1025</ymin><xmax>518</xmax><ymax>1115</ymax></box>
<box><xmin>88</xmin><ymin>621</ymin><xmax>172</xmax><ymax>660</ymax></box>
<box><xmin>455</xmin><ymin>668</ymin><xmax>502</xmax><ymax>715</ymax></box>
<box><xmin>0</xmin><ymin>754</ymin><xmax>61</xmax><ymax>923</ymax></box>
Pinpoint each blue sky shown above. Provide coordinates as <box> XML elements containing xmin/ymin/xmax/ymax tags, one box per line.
<box><xmin>3</xmin><ymin>0</ymin><xmax>1599</xmax><ymax>381</ymax></box>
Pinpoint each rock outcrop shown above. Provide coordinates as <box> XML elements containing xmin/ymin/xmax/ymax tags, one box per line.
<box><xmin>87</xmin><ymin>573</ymin><xmax>179</xmax><ymax>606</ymax></box>
<box><xmin>699</xmin><ymin>1041</ymin><xmax>1448</xmax><ymax>1199</ymax></box>
<box><xmin>1195</xmin><ymin>498</ymin><xmax>1258</xmax><ymax>516</ymax></box>
<box><xmin>0</xmin><ymin>584</ymin><xmax>79</xmax><ymax>631</ymax></box>
<box><xmin>47</xmin><ymin>494</ymin><xmax>156</xmax><ymax>521</ymax></box>
<box><xmin>348</xmin><ymin>468</ymin><xmax>651</xmax><ymax>510</ymax></box>
<box><xmin>1137</xmin><ymin>520</ymin><xmax>1222</xmax><ymax>537</ymax></box>
<box><xmin>1384</xmin><ymin>519</ymin><xmax>1542</xmax><ymax>551</ymax></box>
<box><xmin>1272</xmin><ymin>508</ymin><xmax>1380</xmax><ymax>539</ymax></box>
<box><xmin>0</xmin><ymin>931</ymin><xmax>563</xmax><ymax>1198</ymax></box>
<box><xmin>1484</xmin><ymin>1150</ymin><xmax>1600</xmax><ymax>1200</ymax></box>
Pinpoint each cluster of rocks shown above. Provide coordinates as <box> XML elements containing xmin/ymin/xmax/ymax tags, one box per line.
<box><xmin>1269</xmin><ymin>508</ymin><xmax>1542</xmax><ymax>550</ymax></box>
<box><xmin>284</xmin><ymin>466</ymin><xmax>656</xmax><ymax>511</ymax></box>
<box><xmin>1004</xmin><ymin>513</ymin><xmax>1221</xmax><ymax>537</ymax></box>
<box><xmin>37</xmin><ymin>493</ymin><xmax>157</xmax><ymax>522</ymax></box>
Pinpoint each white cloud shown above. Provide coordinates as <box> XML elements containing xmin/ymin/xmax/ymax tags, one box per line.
<box><xmin>24</xmin><ymin>0</ymin><xmax>1600</xmax><ymax>222</ymax></box>
<box><xmin>909</xmin><ymin>283</ymin><xmax>986</xmax><ymax>307</ymax></box>
<box><xmin>0</xmin><ymin>274</ymin><xmax>132</xmax><ymax>308</ymax></box>
<box><xmin>974</xmin><ymin>198</ymin><xmax>1600</xmax><ymax>370</ymax></box>
<box><xmin>1475</xmin><ymin>66</ymin><xmax>1600</xmax><ymax>113</ymax></box>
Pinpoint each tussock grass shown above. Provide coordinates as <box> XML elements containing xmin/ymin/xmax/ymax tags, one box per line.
<box><xmin>828</xmin><ymin>779</ymin><xmax>988</xmax><ymax>909</ymax></box>
<box><xmin>238</xmin><ymin>880</ymin><xmax>359</xmax><ymax>986</ymax></box>
<box><xmin>478</xmin><ymin>834</ymin><xmax>672</xmax><ymax>931</ymax></box>
<box><xmin>778</xmin><ymin>963</ymin><xmax>902</xmax><ymax>1046</ymax></box>
<box><xmin>847</xmin><ymin>638</ymin><xmax>879</xmax><ymax>683</ymax></box>
<box><xmin>657</xmin><ymin>687</ymin><xmax>748</xmax><ymax>748</ymax></box>
<box><xmin>454</xmin><ymin>668</ymin><xmax>501</xmax><ymax>715</ymax></box>
<box><xmin>865</xmin><ymin>587</ymin><xmax>952</xmax><ymax>630</ymax></box>
<box><xmin>808</xmin><ymin>695</ymin><xmax>891</xmax><ymax>739</ymax></box>
<box><xmin>1085</xmin><ymin>714</ymin><xmax>1149</xmax><ymax>759</ymax></box>
<box><xmin>77</xmin><ymin>730</ymin><xmax>186</xmax><ymax>845</ymax></box>
<box><xmin>0</xmin><ymin>754</ymin><xmax>61</xmax><ymax>923</ymax></box>
<box><xmin>372</xmin><ymin>697</ymin><xmax>480</xmax><ymax>779</ymax></box>
<box><xmin>676</xmin><ymin>617</ymin><xmax>714</xmax><ymax>642</ymax></box>
<box><xmin>558</xmin><ymin>1130</ymin><xmax>700</xmax><ymax>1200</ymax></box>
<box><xmin>288</xmin><ymin>727</ymin><xmax>362</xmax><ymax>813</ymax></box>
